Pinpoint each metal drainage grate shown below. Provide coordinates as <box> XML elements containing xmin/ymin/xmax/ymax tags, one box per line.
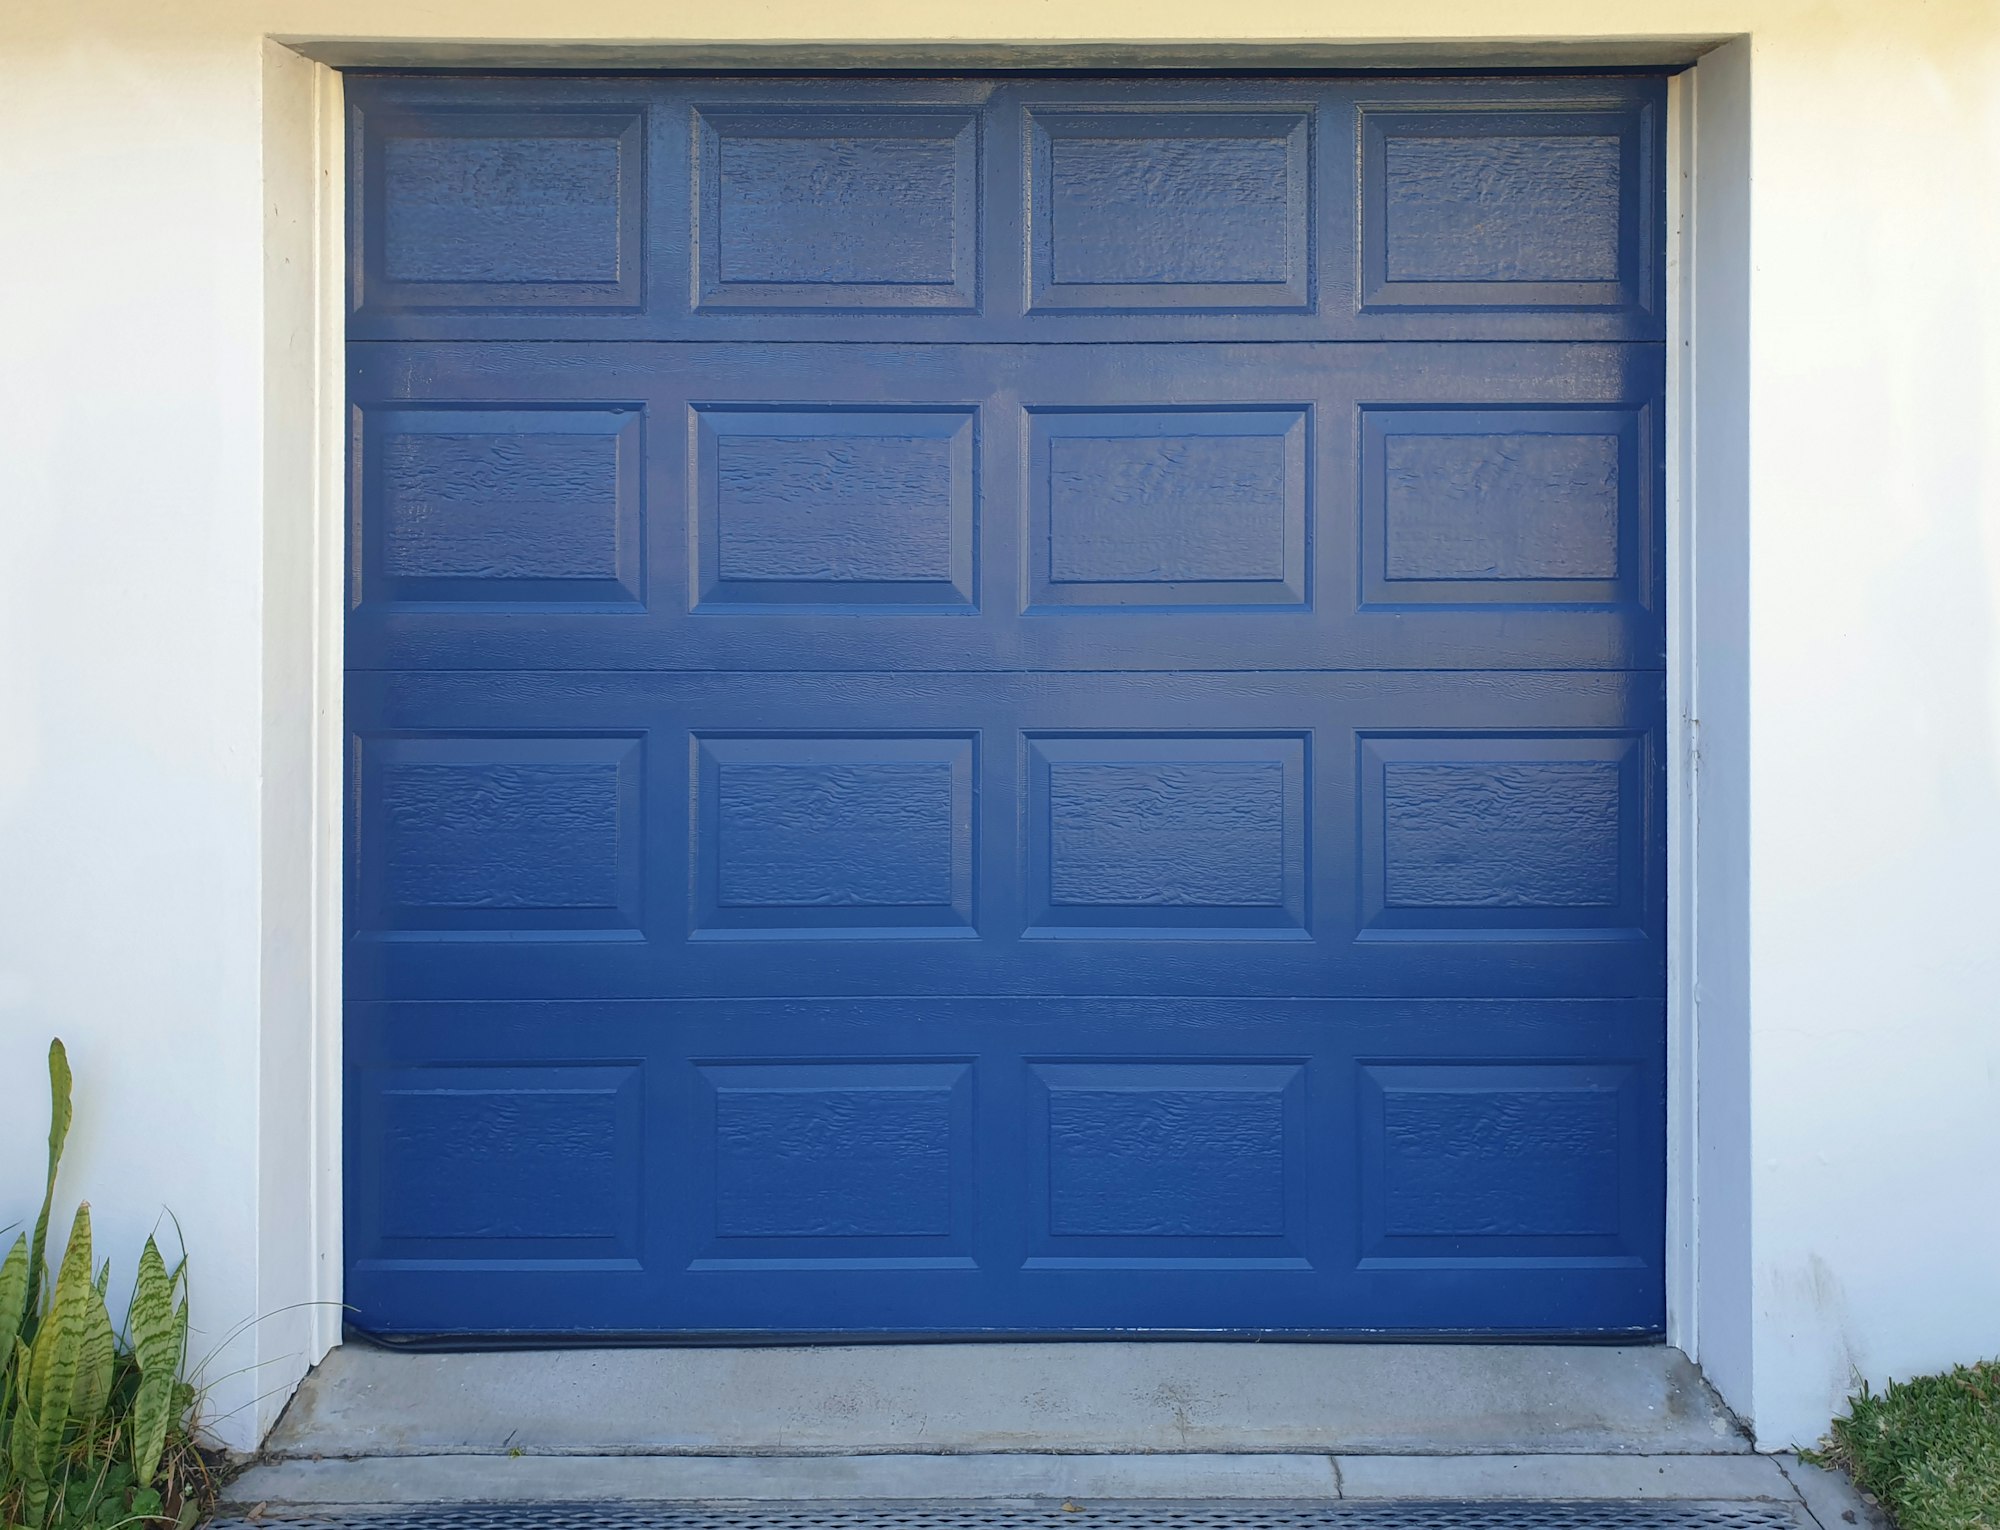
<box><xmin>208</xmin><ymin>1501</ymin><xmax>1809</xmax><ymax>1530</ymax></box>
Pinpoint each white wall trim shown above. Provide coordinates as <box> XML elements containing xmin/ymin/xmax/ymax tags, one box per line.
<box><xmin>253</xmin><ymin>42</ymin><xmax>347</xmax><ymax>1443</ymax></box>
<box><xmin>1680</xmin><ymin>32</ymin><xmax>1755</xmax><ymax>1428</ymax></box>
<box><xmin>309</xmin><ymin>55</ymin><xmax>348</xmax><ymax>1366</ymax></box>
<box><xmin>1662</xmin><ymin>37</ymin><xmax>1759</xmax><ymax>1428</ymax></box>
<box><xmin>1663</xmin><ymin>63</ymin><xmax>1698</xmax><ymax>1360</ymax></box>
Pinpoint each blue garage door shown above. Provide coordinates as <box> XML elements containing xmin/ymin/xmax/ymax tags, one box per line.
<box><xmin>345</xmin><ymin>73</ymin><xmax>1668</xmax><ymax>1339</ymax></box>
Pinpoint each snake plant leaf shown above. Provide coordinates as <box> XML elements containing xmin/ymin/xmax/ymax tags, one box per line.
<box><xmin>8</xmin><ymin>1409</ymin><xmax>55</xmax><ymax>1526</ymax></box>
<box><xmin>17</xmin><ymin>1460</ymin><xmax>50</xmax><ymax>1530</ymax></box>
<box><xmin>9</xmin><ymin>1339</ymin><xmax>38</xmax><ymax>1465</ymax></box>
<box><xmin>129</xmin><ymin>1362</ymin><xmax>179</xmax><ymax>1490</ymax></box>
<box><xmin>25</xmin><ymin>1040</ymin><xmax>73</xmax><ymax>1322</ymax></box>
<box><xmin>129</xmin><ymin>1363</ymin><xmax>176</xmax><ymax>1489</ymax></box>
<box><xmin>127</xmin><ymin>1239</ymin><xmax>178</xmax><ymax>1378</ymax></box>
<box><xmin>127</xmin><ymin>1236</ymin><xmax>184</xmax><ymax>1488</ymax></box>
<box><xmin>70</xmin><ymin>1278</ymin><xmax>116</xmax><ymax>1440</ymax></box>
<box><xmin>24</xmin><ymin>1203</ymin><xmax>94</xmax><ymax>1488</ymax></box>
<box><xmin>0</xmin><ymin>1233</ymin><xmax>28</xmax><ymax>1355</ymax></box>
<box><xmin>10</xmin><ymin>1347</ymin><xmax>46</xmax><ymax>1501</ymax></box>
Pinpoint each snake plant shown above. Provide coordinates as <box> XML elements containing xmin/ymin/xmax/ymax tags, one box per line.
<box><xmin>2</xmin><ymin>1042</ymin><xmax>200</xmax><ymax>1530</ymax></box>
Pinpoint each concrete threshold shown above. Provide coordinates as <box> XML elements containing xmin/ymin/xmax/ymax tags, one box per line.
<box><xmin>266</xmin><ymin>1343</ymin><xmax>1748</xmax><ymax>1460</ymax></box>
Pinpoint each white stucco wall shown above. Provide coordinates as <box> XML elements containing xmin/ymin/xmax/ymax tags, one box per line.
<box><xmin>2</xmin><ymin>0</ymin><xmax>1996</xmax><ymax>1455</ymax></box>
<box><xmin>1734</xmin><ymin>10</ymin><xmax>2000</xmax><ymax>1437</ymax></box>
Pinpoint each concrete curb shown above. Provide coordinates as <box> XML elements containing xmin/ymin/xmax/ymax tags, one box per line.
<box><xmin>1334</xmin><ymin>1454</ymin><xmax>1794</xmax><ymax>1500</ymax></box>
<box><xmin>223</xmin><ymin>1452</ymin><xmax>1814</xmax><ymax>1510</ymax></box>
<box><xmin>224</xmin><ymin>1454</ymin><xmax>1343</xmax><ymax>1506</ymax></box>
<box><xmin>1773</xmin><ymin>1454</ymin><xmax>1892</xmax><ymax>1530</ymax></box>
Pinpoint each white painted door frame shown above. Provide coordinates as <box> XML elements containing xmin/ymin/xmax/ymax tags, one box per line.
<box><xmin>256</xmin><ymin>34</ymin><xmax>1752</xmax><ymax>1439</ymax></box>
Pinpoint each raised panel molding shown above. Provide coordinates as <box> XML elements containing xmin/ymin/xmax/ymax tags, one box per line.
<box><xmin>1359</xmin><ymin>104</ymin><xmax>1654</xmax><ymax>315</ymax></box>
<box><xmin>1387</xmin><ymin>135</ymin><xmax>1622</xmax><ymax>282</ymax></box>
<box><xmin>1027</xmin><ymin>407</ymin><xmax>1309</xmax><ymax>610</ymax></box>
<box><xmin>1029</xmin><ymin>108</ymin><xmax>1312</xmax><ymax>312</ymax></box>
<box><xmin>355</xmin><ymin>105</ymin><xmax>646</xmax><ymax>313</ymax></box>
<box><xmin>1358</xmin><ymin>1062</ymin><xmax>1642</xmax><ymax>1263</ymax></box>
<box><xmin>358</xmin><ymin>405</ymin><xmax>644</xmax><ymax>608</ymax></box>
<box><xmin>1028</xmin><ymin>1061</ymin><xmax>1308</xmax><ymax>1263</ymax></box>
<box><xmin>692</xmin><ymin>406</ymin><xmax>977</xmax><ymax>610</ymax></box>
<box><xmin>354</xmin><ymin>734</ymin><xmax>645</xmax><ymax>940</ymax></box>
<box><xmin>371</xmin><ymin>1064</ymin><xmax>644</xmax><ymax>1259</ymax></box>
<box><xmin>1025</xmin><ymin>733</ymin><xmax>1309</xmax><ymax>936</ymax></box>
<box><xmin>1358</xmin><ymin>732</ymin><xmax>1649</xmax><ymax>939</ymax></box>
<box><xmin>1359</xmin><ymin>406</ymin><xmax>1647</xmax><ymax>611</ymax></box>
<box><xmin>693</xmin><ymin>734</ymin><xmax>978</xmax><ymax>936</ymax></box>
<box><xmin>694</xmin><ymin>108</ymin><xmax>980</xmax><ymax>312</ymax></box>
<box><xmin>696</xmin><ymin>1061</ymin><xmax>976</xmax><ymax>1263</ymax></box>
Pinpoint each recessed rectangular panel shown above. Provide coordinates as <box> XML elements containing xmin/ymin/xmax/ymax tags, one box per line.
<box><xmin>1359</xmin><ymin>1063</ymin><xmax>1639</xmax><ymax>1262</ymax></box>
<box><xmin>1359</xmin><ymin>733</ymin><xmax>1647</xmax><ymax>937</ymax></box>
<box><xmin>1051</xmin><ymin>763</ymin><xmax>1282</xmax><ymax>905</ymax></box>
<box><xmin>695</xmin><ymin>109</ymin><xmax>979</xmax><ymax>311</ymax></box>
<box><xmin>357</xmin><ymin>107</ymin><xmax>645</xmax><ymax>313</ymax></box>
<box><xmin>373</xmin><ymin>1064</ymin><xmax>642</xmax><ymax>1258</ymax></box>
<box><xmin>1360</xmin><ymin>106</ymin><xmax>1651</xmax><ymax>314</ymax></box>
<box><xmin>1029</xmin><ymin>1062</ymin><xmax>1306</xmax><ymax>1263</ymax></box>
<box><xmin>1388</xmin><ymin>136</ymin><xmax>1622</xmax><ymax>282</ymax></box>
<box><xmin>1360</xmin><ymin>407</ymin><xmax>1643</xmax><ymax>609</ymax></box>
<box><xmin>1026</xmin><ymin>735</ymin><xmax>1307</xmax><ymax>935</ymax></box>
<box><xmin>1027</xmin><ymin>409</ymin><xmax>1308</xmax><ymax>609</ymax></box>
<box><xmin>382</xmin><ymin>430</ymin><xmax>620</xmax><ymax>577</ymax></box>
<box><xmin>696</xmin><ymin>1061</ymin><xmax>974</xmax><ymax>1264</ymax></box>
<box><xmin>1030</xmin><ymin>109</ymin><xmax>1311</xmax><ymax>311</ymax></box>
<box><xmin>1389</xmin><ymin>434</ymin><xmax>1617</xmax><ymax>576</ymax></box>
<box><xmin>360</xmin><ymin>407</ymin><xmax>643</xmax><ymax>607</ymax></box>
<box><xmin>384</xmin><ymin>137</ymin><xmax>622</xmax><ymax>282</ymax></box>
<box><xmin>356</xmin><ymin>734</ymin><xmax>644</xmax><ymax>938</ymax></box>
<box><xmin>694</xmin><ymin>735</ymin><xmax>976</xmax><ymax>936</ymax></box>
<box><xmin>693</xmin><ymin>408</ymin><xmax>976</xmax><ymax>609</ymax></box>
<box><xmin>1388</xmin><ymin>762</ymin><xmax>1620</xmax><ymax>908</ymax></box>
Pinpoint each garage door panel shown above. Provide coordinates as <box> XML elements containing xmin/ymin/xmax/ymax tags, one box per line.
<box><xmin>348</xmin><ymin>341</ymin><xmax>1662</xmax><ymax>672</ymax></box>
<box><xmin>1355</xmin><ymin>103</ymin><xmax>1655</xmax><ymax>319</ymax></box>
<box><xmin>349</xmin><ymin>95</ymin><xmax>650</xmax><ymax>318</ymax></box>
<box><xmin>1024</xmin><ymin>105</ymin><xmax>1315</xmax><ymax>314</ymax></box>
<box><xmin>347</xmin><ymin>73</ymin><xmax>1661</xmax><ymax>344</ymax></box>
<box><xmin>345</xmin><ymin>997</ymin><xmax>1662</xmax><ymax>1336</ymax></box>
<box><xmin>692</xmin><ymin>405</ymin><xmax>980</xmax><ymax>611</ymax></box>
<box><xmin>693</xmin><ymin>1060</ymin><xmax>980</xmax><ymax>1266</ymax></box>
<box><xmin>356</xmin><ymin>404</ymin><xmax>646</xmax><ymax>608</ymax></box>
<box><xmin>351</xmin><ymin>731</ymin><xmax>649</xmax><ymax>941</ymax></box>
<box><xmin>347</xmin><ymin>71</ymin><xmax>1669</xmax><ymax>1340</ymax></box>
<box><xmin>1355</xmin><ymin>1060</ymin><xmax>1653</xmax><ymax>1266</ymax></box>
<box><xmin>346</xmin><ymin>669</ymin><xmax>1663</xmax><ymax>1003</ymax></box>
<box><xmin>692</xmin><ymin>106</ymin><xmax>982</xmax><ymax>314</ymax></box>
<box><xmin>346</xmin><ymin>1059</ymin><xmax>648</xmax><ymax>1266</ymax></box>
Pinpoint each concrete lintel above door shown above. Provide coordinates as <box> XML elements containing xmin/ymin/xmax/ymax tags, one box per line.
<box><xmin>290</xmin><ymin>38</ymin><xmax>1730</xmax><ymax>70</ymax></box>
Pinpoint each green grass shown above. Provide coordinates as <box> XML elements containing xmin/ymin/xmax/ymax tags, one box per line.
<box><xmin>1807</xmin><ymin>1362</ymin><xmax>2000</xmax><ymax>1530</ymax></box>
